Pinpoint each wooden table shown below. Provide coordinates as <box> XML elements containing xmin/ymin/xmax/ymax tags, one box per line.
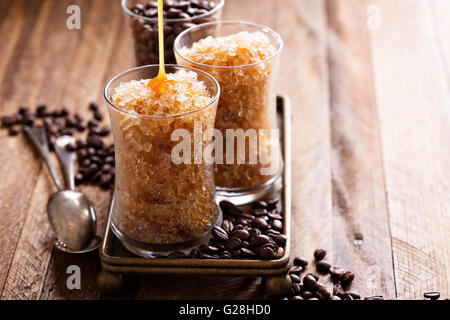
<box><xmin>0</xmin><ymin>0</ymin><xmax>449</xmax><ymax>300</ymax></box>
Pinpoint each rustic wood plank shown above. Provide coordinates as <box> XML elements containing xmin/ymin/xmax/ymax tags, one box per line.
<box><xmin>0</xmin><ymin>0</ymin><xmax>91</xmax><ymax>300</ymax></box>
<box><xmin>0</xmin><ymin>0</ymin><xmax>49</xmax><ymax>296</ymax></box>
<box><xmin>370</xmin><ymin>0</ymin><xmax>450</xmax><ymax>299</ymax></box>
<box><xmin>277</xmin><ymin>0</ymin><xmax>333</xmax><ymax>283</ymax></box>
<box><xmin>326</xmin><ymin>0</ymin><xmax>396</xmax><ymax>298</ymax></box>
<box><xmin>38</xmin><ymin>0</ymin><xmax>124</xmax><ymax>300</ymax></box>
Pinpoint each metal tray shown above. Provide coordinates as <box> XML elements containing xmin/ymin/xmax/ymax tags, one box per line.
<box><xmin>98</xmin><ymin>95</ymin><xmax>292</xmax><ymax>294</ymax></box>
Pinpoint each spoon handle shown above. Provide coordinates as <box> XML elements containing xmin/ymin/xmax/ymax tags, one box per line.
<box><xmin>54</xmin><ymin>136</ymin><xmax>76</xmax><ymax>191</ymax></box>
<box><xmin>24</xmin><ymin>126</ymin><xmax>63</xmax><ymax>191</ymax></box>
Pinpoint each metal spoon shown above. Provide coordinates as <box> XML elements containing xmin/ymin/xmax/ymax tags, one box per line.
<box><xmin>24</xmin><ymin>126</ymin><xmax>100</xmax><ymax>253</ymax></box>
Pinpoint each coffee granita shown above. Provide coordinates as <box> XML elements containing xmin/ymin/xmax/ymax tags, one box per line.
<box><xmin>109</xmin><ymin>69</ymin><xmax>218</xmax><ymax>244</ymax></box>
<box><xmin>177</xmin><ymin>30</ymin><xmax>282</xmax><ymax>189</ymax></box>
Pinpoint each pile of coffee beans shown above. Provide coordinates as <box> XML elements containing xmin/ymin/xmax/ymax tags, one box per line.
<box><xmin>282</xmin><ymin>249</ymin><xmax>449</xmax><ymax>300</ymax></box>
<box><xmin>280</xmin><ymin>249</ymin><xmax>360</xmax><ymax>300</ymax></box>
<box><xmin>1</xmin><ymin>103</ymin><xmax>115</xmax><ymax>191</ymax></box>
<box><xmin>129</xmin><ymin>0</ymin><xmax>221</xmax><ymax>65</ymax></box>
<box><xmin>167</xmin><ymin>198</ymin><xmax>287</xmax><ymax>260</ymax></box>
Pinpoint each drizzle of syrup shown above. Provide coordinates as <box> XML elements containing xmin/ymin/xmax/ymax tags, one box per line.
<box><xmin>147</xmin><ymin>0</ymin><xmax>171</xmax><ymax>95</ymax></box>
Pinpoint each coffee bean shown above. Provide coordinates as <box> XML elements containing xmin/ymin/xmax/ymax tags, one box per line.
<box><xmin>224</xmin><ymin>237</ymin><xmax>241</xmax><ymax>250</ymax></box>
<box><xmin>314</xmin><ymin>248</ymin><xmax>327</xmax><ymax>261</ymax></box>
<box><xmin>220</xmin><ymin>251</ymin><xmax>232</xmax><ymax>259</ymax></box>
<box><xmin>268</xmin><ymin>212</ymin><xmax>283</xmax><ymax>220</ymax></box>
<box><xmin>293</xmin><ymin>256</ymin><xmax>308</xmax><ymax>268</ymax></box>
<box><xmin>229</xmin><ymin>249</ymin><xmax>241</xmax><ymax>259</ymax></box>
<box><xmin>250</xmin><ymin>235</ymin><xmax>271</xmax><ymax>247</ymax></box>
<box><xmin>303</xmin><ymin>274</ymin><xmax>318</xmax><ymax>292</ymax></box>
<box><xmin>8</xmin><ymin>126</ymin><xmax>20</xmax><ymax>136</ymax></box>
<box><xmin>252</xmin><ymin>217</ymin><xmax>269</xmax><ymax>230</ymax></box>
<box><xmin>301</xmin><ymin>291</ymin><xmax>315</xmax><ymax>300</ymax></box>
<box><xmin>105</xmin><ymin>156</ymin><xmax>115</xmax><ymax>165</ymax></box>
<box><xmin>253</xmin><ymin>208</ymin><xmax>267</xmax><ymax>216</ymax></box>
<box><xmin>241</xmin><ymin>241</ymin><xmax>250</xmax><ymax>249</ymax></box>
<box><xmin>330</xmin><ymin>266</ymin><xmax>345</xmax><ymax>282</ymax></box>
<box><xmin>289</xmin><ymin>266</ymin><xmax>303</xmax><ymax>274</ymax></box>
<box><xmin>241</xmin><ymin>248</ymin><xmax>257</xmax><ymax>259</ymax></box>
<box><xmin>257</xmin><ymin>243</ymin><xmax>276</xmax><ymax>260</ymax></box>
<box><xmin>221</xmin><ymin>219</ymin><xmax>233</xmax><ymax>234</ymax></box>
<box><xmin>341</xmin><ymin>271</ymin><xmax>355</xmax><ymax>287</ymax></box>
<box><xmin>87</xmin><ymin>135</ymin><xmax>103</xmax><ymax>149</ymax></box>
<box><xmin>247</xmin><ymin>228</ymin><xmax>261</xmax><ymax>239</ymax></box>
<box><xmin>264</xmin><ymin>229</ymin><xmax>281</xmax><ymax>237</ymax></box>
<box><xmin>230</xmin><ymin>229</ymin><xmax>249</xmax><ymax>240</ymax></box>
<box><xmin>211</xmin><ymin>226</ymin><xmax>229</xmax><ymax>242</ymax></box>
<box><xmin>94</xmin><ymin>111</ymin><xmax>104</xmax><ymax>121</ymax></box>
<box><xmin>292</xmin><ymin>282</ymin><xmax>301</xmax><ymax>295</ymax></box>
<box><xmin>36</xmin><ymin>105</ymin><xmax>47</xmax><ymax>117</ymax></box>
<box><xmin>266</xmin><ymin>197</ymin><xmax>279</xmax><ymax>209</ymax></box>
<box><xmin>289</xmin><ymin>274</ymin><xmax>301</xmax><ymax>284</ymax></box>
<box><xmin>198</xmin><ymin>252</ymin><xmax>220</xmax><ymax>259</ymax></box>
<box><xmin>316</xmin><ymin>261</ymin><xmax>331</xmax><ymax>274</ymax></box>
<box><xmin>2</xmin><ymin>116</ymin><xmax>14</xmax><ymax>127</ymax></box>
<box><xmin>89</xmin><ymin>102</ymin><xmax>99</xmax><ymax>112</ymax></box>
<box><xmin>100</xmin><ymin>174</ymin><xmax>112</xmax><ymax>189</ymax></box>
<box><xmin>219</xmin><ymin>200</ymin><xmax>242</xmax><ymax>215</ymax></box>
<box><xmin>253</xmin><ymin>201</ymin><xmax>268</xmax><ymax>210</ymax></box>
<box><xmin>275</xmin><ymin>247</ymin><xmax>284</xmax><ymax>259</ymax></box>
<box><xmin>272</xmin><ymin>234</ymin><xmax>287</xmax><ymax>247</ymax></box>
<box><xmin>75</xmin><ymin>173</ymin><xmax>84</xmax><ymax>185</ymax></box>
<box><xmin>424</xmin><ymin>292</ymin><xmax>440</xmax><ymax>300</ymax></box>
<box><xmin>316</xmin><ymin>284</ymin><xmax>331</xmax><ymax>300</ymax></box>
<box><xmin>271</xmin><ymin>219</ymin><xmax>283</xmax><ymax>231</ymax></box>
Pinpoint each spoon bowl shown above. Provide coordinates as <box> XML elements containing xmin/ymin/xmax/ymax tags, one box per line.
<box><xmin>47</xmin><ymin>190</ymin><xmax>97</xmax><ymax>251</ymax></box>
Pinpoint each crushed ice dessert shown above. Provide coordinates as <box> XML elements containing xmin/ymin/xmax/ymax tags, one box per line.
<box><xmin>177</xmin><ymin>31</ymin><xmax>282</xmax><ymax>189</ymax></box>
<box><xmin>109</xmin><ymin>69</ymin><xmax>218</xmax><ymax>244</ymax></box>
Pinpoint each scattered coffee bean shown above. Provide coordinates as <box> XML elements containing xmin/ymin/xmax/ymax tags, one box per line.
<box><xmin>341</xmin><ymin>271</ymin><xmax>355</xmax><ymax>287</ymax></box>
<box><xmin>302</xmin><ymin>274</ymin><xmax>318</xmax><ymax>292</ymax></box>
<box><xmin>314</xmin><ymin>248</ymin><xmax>327</xmax><ymax>261</ymax></box>
<box><xmin>293</xmin><ymin>256</ymin><xmax>308</xmax><ymax>268</ymax></box>
<box><xmin>316</xmin><ymin>261</ymin><xmax>331</xmax><ymax>274</ymax></box>
<box><xmin>424</xmin><ymin>292</ymin><xmax>440</xmax><ymax>300</ymax></box>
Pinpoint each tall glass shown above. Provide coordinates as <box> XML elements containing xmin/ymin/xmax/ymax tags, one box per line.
<box><xmin>104</xmin><ymin>65</ymin><xmax>221</xmax><ymax>257</ymax></box>
<box><xmin>122</xmin><ymin>0</ymin><xmax>224</xmax><ymax>66</ymax></box>
<box><xmin>174</xmin><ymin>21</ymin><xmax>284</xmax><ymax>204</ymax></box>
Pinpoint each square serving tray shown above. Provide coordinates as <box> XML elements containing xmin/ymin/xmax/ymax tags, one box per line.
<box><xmin>98</xmin><ymin>95</ymin><xmax>292</xmax><ymax>293</ymax></box>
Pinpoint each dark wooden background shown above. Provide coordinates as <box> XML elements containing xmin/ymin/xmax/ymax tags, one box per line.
<box><xmin>0</xmin><ymin>0</ymin><xmax>449</xmax><ymax>300</ymax></box>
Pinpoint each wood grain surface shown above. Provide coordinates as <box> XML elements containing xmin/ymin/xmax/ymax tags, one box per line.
<box><xmin>0</xmin><ymin>0</ymin><xmax>449</xmax><ymax>300</ymax></box>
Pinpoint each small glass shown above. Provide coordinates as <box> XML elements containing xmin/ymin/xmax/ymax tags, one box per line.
<box><xmin>174</xmin><ymin>21</ymin><xmax>284</xmax><ymax>204</ymax></box>
<box><xmin>122</xmin><ymin>0</ymin><xmax>225</xmax><ymax>66</ymax></box>
<box><xmin>104</xmin><ymin>65</ymin><xmax>221</xmax><ymax>257</ymax></box>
